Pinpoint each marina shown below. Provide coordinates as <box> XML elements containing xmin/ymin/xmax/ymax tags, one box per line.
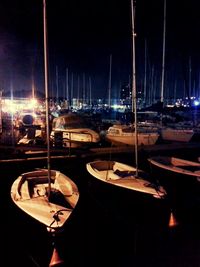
<box><xmin>0</xmin><ymin>0</ymin><xmax>200</xmax><ymax>266</ymax></box>
<box><xmin>0</xmin><ymin>140</ymin><xmax>200</xmax><ymax>266</ymax></box>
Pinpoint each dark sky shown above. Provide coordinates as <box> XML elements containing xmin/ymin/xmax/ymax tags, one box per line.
<box><xmin>0</xmin><ymin>0</ymin><xmax>200</xmax><ymax>100</ymax></box>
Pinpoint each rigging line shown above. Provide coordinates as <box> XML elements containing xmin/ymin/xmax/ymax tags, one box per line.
<box><xmin>106</xmin><ymin>141</ymin><xmax>114</xmax><ymax>180</ymax></box>
<box><xmin>27</xmin><ymin>253</ymin><xmax>41</xmax><ymax>267</ymax></box>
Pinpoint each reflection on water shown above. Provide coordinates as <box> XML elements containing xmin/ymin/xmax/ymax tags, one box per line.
<box><xmin>0</xmin><ymin>153</ymin><xmax>200</xmax><ymax>267</ymax></box>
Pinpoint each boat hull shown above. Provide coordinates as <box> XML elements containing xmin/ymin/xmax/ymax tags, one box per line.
<box><xmin>148</xmin><ymin>156</ymin><xmax>200</xmax><ymax>213</ymax></box>
<box><xmin>11</xmin><ymin>169</ymin><xmax>79</xmax><ymax>230</ymax></box>
<box><xmin>106</xmin><ymin>132</ymin><xmax>159</xmax><ymax>146</ymax></box>
<box><xmin>86</xmin><ymin>160</ymin><xmax>170</xmax><ymax>228</ymax></box>
<box><xmin>161</xmin><ymin>128</ymin><xmax>194</xmax><ymax>142</ymax></box>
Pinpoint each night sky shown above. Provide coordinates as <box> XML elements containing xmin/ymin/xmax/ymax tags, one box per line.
<box><xmin>0</xmin><ymin>0</ymin><xmax>200</xmax><ymax>101</ymax></box>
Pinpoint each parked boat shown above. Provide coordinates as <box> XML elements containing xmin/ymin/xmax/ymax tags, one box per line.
<box><xmin>17</xmin><ymin>128</ymin><xmax>44</xmax><ymax>145</ymax></box>
<box><xmin>11</xmin><ymin>169</ymin><xmax>79</xmax><ymax>229</ymax></box>
<box><xmin>86</xmin><ymin>1</ymin><xmax>173</xmax><ymax>229</ymax></box>
<box><xmin>105</xmin><ymin>123</ymin><xmax>159</xmax><ymax>146</ymax></box>
<box><xmin>148</xmin><ymin>155</ymin><xmax>200</xmax><ymax>217</ymax></box>
<box><xmin>11</xmin><ymin>1</ymin><xmax>80</xmax><ymax>266</ymax></box>
<box><xmin>50</xmin><ymin>113</ymin><xmax>100</xmax><ymax>148</ymax></box>
<box><xmin>148</xmin><ymin>156</ymin><xmax>200</xmax><ymax>179</ymax></box>
<box><xmin>160</xmin><ymin>127</ymin><xmax>194</xmax><ymax>142</ymax></box>
<box><xmin>86</xmin><ymin>160</ymin><xmax>166</xmax><ymax>198</ymax></box>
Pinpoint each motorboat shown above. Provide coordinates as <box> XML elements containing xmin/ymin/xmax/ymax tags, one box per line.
<box><xmin>50</xmin><ymin>113</ymin><xmax>100</xmax><ymax>148</ymax></box>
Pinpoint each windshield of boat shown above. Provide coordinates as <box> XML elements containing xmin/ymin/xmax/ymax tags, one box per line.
<box><xmin>52</xmin><ymin>115</ymin><xmax>92</xmax><ymax>130</ymax></box>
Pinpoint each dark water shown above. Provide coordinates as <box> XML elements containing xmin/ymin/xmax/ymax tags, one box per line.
<box><xmin>1</xmin><ymin>148</ymin><xmax>200</xmax><ymax>267</ymax></box>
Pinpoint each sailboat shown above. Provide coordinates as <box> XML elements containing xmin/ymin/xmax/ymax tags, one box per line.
<box><xmin>10</xmin><ymin>0</ymin><xmax>79</xmax><ymax>265</ymax></box>
<box><xmin>86</xmin><ymin>160</ymin><xmax>166</xmax><ymax>198</ymax></box>
<box><xmin>86</xmin><ymin>1</ymin><xmax>172</xmax><ymax>227</ymax></box>
<box><xmin>148</xmin><ymin>156</ymin><xmax>200</xmax><ymax>180</ymax></box>
<box><xmin>11</xmin><ymin>168</ymin><xmax>79</xmax><ymax>229</ymax></box>
<box><xmin>105</xmin><ymin>123</ymin><xmax>160</xmax><ymax>146</ymax></box>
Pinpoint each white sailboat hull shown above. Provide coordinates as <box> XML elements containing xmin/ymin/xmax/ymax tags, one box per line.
<box><xmin>86</xmin><ymin>160</ymin><xmax>166</xmax><ymax>198</ymax></box>
<box><xmin>11</xmin><ymin>169</ymin><xmax>79</xmax><ymax>229</ymax></box>
<box><xmin>161</xmin><ymin>128</ymin><xmax>194</xmax><ymax>142</ymax></box>
<box><xmin>106</xmin><ymin>132</ymin><xmax>159</xmax><ymax>146</ymax></box>
<box><xmin>105</xmin><ymin>124</ymin><xmax>159</xmax><ymax>146</ymax></box>
<box><xmin>148</xmin><ymin>156</ymin><xmax>200</xmax><ymax>178</ymax></box>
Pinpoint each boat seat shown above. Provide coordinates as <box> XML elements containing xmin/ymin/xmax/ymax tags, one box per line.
<box><xmin>26</xmin><ymin>175</ymin><xmax>54</xmax><ymax>185</ymax></box>
<box><xmin>92</xmin><ymin>161</ymin><xmax>115</xmax><ymax>171</ymax></box>
<box><xmin>19</xmin><ymin>180</ymin><xmax>30</xmax><ymax>199</ymax></box>
<box><xmin>17</xmin><ymin>174</ymin><xmax>27</xmax><ymax>196</ymax></box>
<box><xmin>27</xmin><ymin>176</ymin><xmax>55</xmax><ymax>197</ymax></box>
<box><xmin>17</xmin><ymin>174</ymin><xmax>54</xmax><ymax>197</ymax></box>
<box><xmin>114</xmin><ymin>169</ymin><xmax>136</xmax><ymax>178</ymax></box>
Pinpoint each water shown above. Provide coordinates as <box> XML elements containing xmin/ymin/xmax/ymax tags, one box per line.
<box><xmin>1</xmin><ymin>149</ymin><xmax>200</xmax><ymax>266</ymax></box>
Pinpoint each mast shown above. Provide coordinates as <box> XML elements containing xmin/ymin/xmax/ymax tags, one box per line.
<box><xmin>77</xmin><ymin>75</ymin><xmax>80</xmax><ymax>108</ymax></box>
<box><xmin>189</xmin><ymin>56</ymin><xmax>192</xmax><ymax>99</ymax></box>
<box><xmin>31</xmin><ymin>68</ymin><xmax>35</xmax><ymax>99</ymax></box>
<box><xmin>160</xmin><ymin>0</ymin><xmax>166</xmax><ymax>104</ymax></box>
<box><xmin>108</xmin><ymin>54</ymin><xmax>112</xmax><ymax>108</ymax></box>
<box><xmin>43</xmin><ymin>0</ymin><xmax>51</xmax><ymax>197</ymax></box>
<box><xmin>82</xmin><ymin>73</ymin><xmax>85</xmax><ymax>107</ymax></box>
<box><xmin>89</xmin><ymin>76</ymin><xmax>92</xmax><ymax>107</ymax></box>
<box><xmin>56</xmin><ymin>65</ymin><xmax>59</xmax><ymax>101</ymax></box>
<box><xmin>0</xmin><ymin>90</ymin><xmax>2</xmax><ymax>134</ymax></box>
<box><xmin>65</xmin><ymin>67</ymin><xmax>69</xmax><ymax>106</ymax></box>
<box><xmin>144</xmin><ymin>39</ymin><xmax>147</xmax><ymax>107</ymax></box>
<box><xmin>71</xmin><ymin>72</ymin><xmax>74</xmax><ymax>108</ymax></box>
<box><xmin>131</xmin><ymin>0</ymin><xmax>138</xmax><ymax>176</ymax></box>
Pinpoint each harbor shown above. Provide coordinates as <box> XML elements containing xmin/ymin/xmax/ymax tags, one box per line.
<box><xmin>1</xmin><ymin>0</ymin><xmax>200</xmax><ymax>266</ymax></box>
<box><xmin>0</xmin><ymin>139</ymin><xmax>200</xmax><ymax>266</ymax></box>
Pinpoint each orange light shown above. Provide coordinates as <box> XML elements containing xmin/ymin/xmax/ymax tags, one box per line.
<box><xmin>168</xmin><ymin>210</ymin><xmax>179</xmax><ymax>228</ymax></box>
<box><xmin>49</xmin><ymin>247</ymin><xmax>64</xmax><ymax>267</ymax></box>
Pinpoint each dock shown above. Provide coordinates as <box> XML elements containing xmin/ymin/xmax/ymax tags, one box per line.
<box><xmin>1</xmin><ymin>141</ymin><xmax>200</xmax><ymax>163</ymax></box>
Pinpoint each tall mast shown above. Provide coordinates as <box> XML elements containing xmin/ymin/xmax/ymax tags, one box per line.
<box><xmin>0</xmin><ymin>90</ymin><xmax>2</xmax><ymax>134</ymax></box>
<box><xmin>65</xmin><ymin>67</ymin><xmax>69</xmax><ymax>105</ymax></box>
<box><xmin>77</xmin><ymin>75</ymin><xmax>80</xmax><ymax>108</ymax></box>
<box><xmin>82</xmin><ymin>73</ymin><xmax>85</xmax><ymax>107</ymax></box>
<box><xmin>189</xmin><ymin>56</ymin><xmax>192</xmax><ymax>99</ymax></box>
<box><xmin>160</xmin><ymin>0</ymin><xmax>166</xmax><ymax>104</ymax></box>
<box><xmin>71</xmin><ymin>72</ymin><xmax>74</xmax><ymax>108</ymax></box>
<box><xmin>31</xmin><ymin>68</ymin><xmax>35</xmax><ymax>99</ymax></box>
<box><xmin>89</xmin><ymin>76</ymin><xmax>92</xmax><ymax>107</ymax></box>
<box><xmin>108</xmin><ymin>54</ymin><xmax>112</xmax><ymax>108</ymax></box>
<box><xmin>56</xmin><ymin>65</ymin><xmax>59</xmax><ymax>101</ymax></box>
<box><xmin>131</xmin><ymin>0</ymin><xmax>138</xmax><ymax>176</ymax></box>
<box><xmin>144</xmin><ymin>39</ymin><xmax>147</xmax><ymax>107</ymax></box>
<box><xmin>43</xmin><ymin>0</ymin><xmax>51</xmax><ymax>197</ymax></box>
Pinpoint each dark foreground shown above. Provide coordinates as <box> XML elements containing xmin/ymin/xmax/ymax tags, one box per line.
<box><xmin>1</xmin><ymin>145</ymin><xmax>200</xmax><ymax>267</ymax></box>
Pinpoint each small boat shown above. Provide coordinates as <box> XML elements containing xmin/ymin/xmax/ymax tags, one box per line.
<box><xmin>17</xmin><ymin>128</ymin><xmax>43</xmax><ymax>145</ymax></box>
<box><xmin>11</xmin><ymin>169</ymin><xmax>79</xmax><ymax>229</ymax></box>
<box><xmin>86</xmin><ymin>160</ymin><xmax>166</xmax><ymax>198</ymax></box>
<box><xmin>86</xmin><ymin>158</ymin><xmax>172</xmax><ymax>229</ymax></box>
<box><xmin>11</xmin><ymin>0</ymin><xmax>80</xmax><ymax>231</ymax></box>
<box><xmin>86</xmin><ymin>1</ymin><xmax>174</xmax><ymax>229</ymax></box>
<box><xmin>50</xmin><ymin>113</ymin><xmax>100</xmax><ymax>148</ymax></box>
<box><xmin>148</xmin><ymin>156</ymin><xmax>200</xmax><ymax>179</ymax></box>
<box><xmin>11</xmin><ymin>1</ymin><xmax>80</xmax><ymax>265</ymax></box>
<box><xmin>105</xmin><ymin>124</ymin><xmax>159</xmax><ymax>146</ymax></box>
<box><xmin>160</xmin><ymin>127</ymin><xmax>194</xmax><ymax>142</ymax></box>
<box><xmin>148</xmin><ymin>155</ymin><xmax>200</xmax><ymax>220</ymax></box>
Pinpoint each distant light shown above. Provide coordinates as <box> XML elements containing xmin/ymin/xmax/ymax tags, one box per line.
<box><xmin>194</xmin><ymin>100</ymin><xmax>199</xmax><ymax>106</ymax></box>
<box><xmin>29</xmin><ymin>98</ymin><xmax>38</xmax><ymax>109</ymax></box>
<box><xmin>166</xmin><ymin>104</ymin><xmax>174</xmax><ymax>108</ymax></box>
